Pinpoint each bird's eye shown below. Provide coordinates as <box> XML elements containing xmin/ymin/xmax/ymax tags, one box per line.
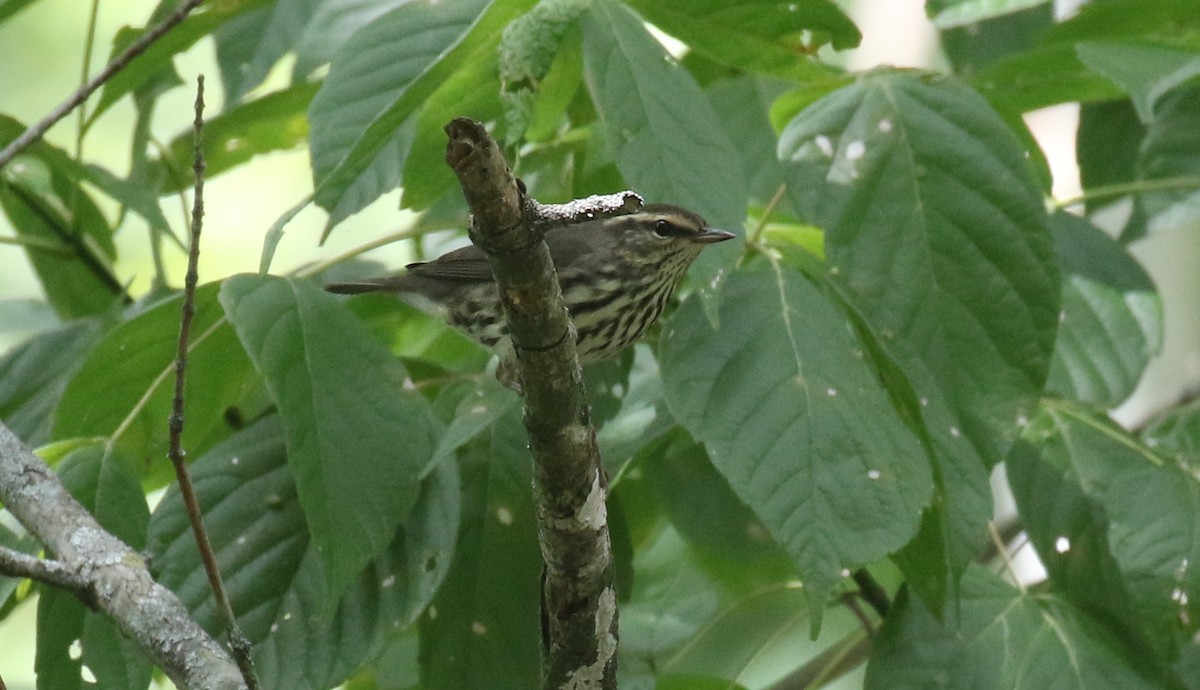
<box><xmin>653</xmin><ymin>219</ymin><xmax>676</xmax><ymax>238</ymax></box>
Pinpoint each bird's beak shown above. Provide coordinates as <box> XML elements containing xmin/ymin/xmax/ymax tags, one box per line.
<box><xmin>690</xmin><ymin>228</ymin><xmax>737</xmax><ymax>244</ymax></box>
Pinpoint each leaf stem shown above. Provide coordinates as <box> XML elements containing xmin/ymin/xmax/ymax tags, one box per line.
<box><xmin>1053</xmin><ymin>176</ymin><xmax>1200</xmax><ymax>209</ymax></box>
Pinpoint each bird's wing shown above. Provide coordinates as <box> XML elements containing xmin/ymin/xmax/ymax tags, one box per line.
<box><xmin>406</xmin><ymin>244</ymin><xmax>494</xmax><ymax>281</ymax></box>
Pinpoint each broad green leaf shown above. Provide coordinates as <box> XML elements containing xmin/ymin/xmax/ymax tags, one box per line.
<box><xmin>0</xmin><ymin>173</ymin><xmax>122</xmax><ymax>319</ymax></box>
<box><xmin>148</xmin><ymin>418</ymin><xmax>458</xmax><ymax>690</ymax></box>
<box><xmin>663</xmin><ymin>585</ymin><xmax>867</xmax><ymax>687</ymax></box>
<box><xmin>36</xmin><ymin>445</ymin><xmax>152</xmax><ymax>690</ymax></box>
<box><xmin>866</xmin><ymin>565</ymin><xmax>1166</xmax><ymax>690</ymax></box>
<box><xmin>214</xmin><ymin>0</ymin><xmax>323</xmax><ymax>101</ymax></box>
<box><xmin>427</xmin><ymin>379</ymin><xmax>519</xmax><ymax>474</ymax></box>
<box><xmin>0</xmin><ymin>116</ymin><xmax>123</xmax><ymax>318</ymax></box>
<box><xmin>642</xmin><ymin>433</ymin><xmax>796</xmax><ymax>590</ymax></box>
<box><xmin>581</xmin><ymin>0</ymin><xmax>748</xmax><ymax>304</ymax></box>
<box><xmin>619</xmin><ymin>527</ymin><xmax>723</xmax><ymax>667</ymax></box>
<box><xmin>1007</xmin><ymin>438</ymin><xmax>1177</xmax><ymax>679</ymax></box>
<box><xmin>938</xmin><ymin>3</ymin><xmax>1052</xmax><ymax>73</ymax></box>
<box><xmin>931</xmin><ymin>0</ymin><xmax>1050</xmax><ymax>29</ymax></box>
<box><xmin>53</xmin><ymin>284</ymin><xmax>254</xmax><ymax>480</ymax></box>
<box><xmin>1077</xmin><ymin>100</ymin><xmax>1145</xmax><ymax>210</ymax></box>
<box><xmin>1022</xmin><ymin>403</ymin><xmax>1200</xmax><ymax>660</ymax></box>
<box><xmin>1142</xmin><ymin>398</ymin><xmax>1200</xmax><ymax>462</ymax></box>
<box><xmin>399</xmin><ymin>48</ymin><xmax>502</xmax><ymax>211</ymax></box>
<box><xmin>1135</xmin><ymin>86</ymin><xmax>1200</xmax><ymax>226</ymax></box>
<box><xmin>420</xmin><ymin>407</ymin><xmax>542</xmax><ymax>690</ymax></box>
<box><xmin>89</xmin><ymin>0</ymin><xmax>269</xmax><ymax>122</ymax></box>
<box><xmin>219</xmin><ymin>275</ymin><xmax>441</xmax><ymax>601</ymax></box>
<box><xmin>1076</xmin><ymin>42</ymin><xmax>1200</xmax><ymax>122</ymax></box>
<box><xmin>309</xmin><ymin>0</ymin><xmax>533</xmax><ymax>231</ymax></box>
<box><xmin>1045</xmin><ymin>212</ymin><xmax>1162</xmax><ymax>408</ymax></box>
<box><xmin>660</xmin><ymin>261</ymin><xmax>932</xmax><ymax>609</ymax></box>
<box><xmin>148</xmin><ymin>419</ymin><xmax>307</xmax><ymax>640</ymax></box>
<box><xmin>626</xmin><ymin>0</ymin><xmax>857</xmax><ymax>80</ymax></box>
<box><xmin>971</xmin><ymin>0</ymin><xmax>1200</xmax><ymax>113</ymax></box>
<box><xmin>497</xmin><ymin>0</ymin><xmax>591</xmax><ymax>140</ymax></box>
<box><xmin>292</xmin><ymin>0</ymin><xmax>413</xmax><ymax>80</ymax></box>
<box><xmin>344</xmin><ymin>293</ymin><xmax>490</xmax><ymax>374</ymax></box>
<box><xmin>777</xmin><ymin>72</ymin><xmax>1058</xmax><ymax>603</ymax></box>
<box><xmin>155</xmin><ymin>83</ymin><xmax>318</xmax><ymax>192</ymax></box>
<box><xmin>0</xmin><ymin>320</ymin><xmax>101</xmax><ymax>445</ymax></box>
<box><xmin>707</xmin><ymin>77</ymin><xmax>792</xmax><ymax>208</ymax></box>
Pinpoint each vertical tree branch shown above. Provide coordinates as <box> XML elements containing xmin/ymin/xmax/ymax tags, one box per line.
<box><xmin>167</xmin><ymin>76</ymin><xmax>259</xmax><ymax>690</ymax></box>
<box><xmin>443</xmin><ymin>117</ymin><xmax>625</xmax><ymax>689</ymax></box>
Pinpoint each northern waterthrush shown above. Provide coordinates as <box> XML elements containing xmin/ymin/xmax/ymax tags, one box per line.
<box><xmin>326</xmin><ymin>204</ymin><xmax>735</xmax><ymax>366</ymax></box>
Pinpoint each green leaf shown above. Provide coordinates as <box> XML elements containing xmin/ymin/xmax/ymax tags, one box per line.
<box><xmin>0</xmin><ymin>320</ymin><xmax>101</xmax><ymax>445</ymax></box>
<box><xmin>643</xmin><ymin>433</ymin><xmax>796</xmax><ymax>590</ymax></box>
<box><xmin>497</xmin><ymin>0</ymin><xmax>591</xmax><ymax>141</ymax></box>
<box><xmin>938</xmin><ymin>3</ymin><xmax>1053</xmax><ymax>73</ymax></box>
<box><xmin>148</xmin><ymin>418</ymin><xmax>458</xmax><ymax>690</ymax></box>
<box><xmin>1021</xmin><ymin>403</ymin><xmax>1200</xmax><ymax>661</ymax></box>
<box><xmin>1045</xmin><ymin>212</ymin><xmax>1162</xmax><ymax>408</ymax></box>
<box><xmin>1076</xmin><ymin>42</ymin><xmax>1200</xmax><ymax>122</ymax></box>
<box><xmin>420</xmin><ymin>407</ymin><xmax>542</xmax><ymax>689</ymax></box>
<box><xmin>88</xmin><ymin>0</ymin><xmax>268</xmax><ymax>122</ymax></box>
<box><xmin>154</xmin><ymin>83</ymin><xmax>319</xmax><ymax>193</ymax></box>
<box><xmin>36</xmin><ymin>445</ymin><xmax>153</xmax><ymax>690</ymax></box>
<box><xmin>707</xmin><ymin>77</ymin><xmax>792</xmax><ymax>207</ymax></box>
<box><xmin>219</xmin><ymin>275</ymin><xmax>441</xmax><ymax>601</ymax></box>
<box><xmin>970</xmin><ymin>0</ymin><xmax>1200</xmax><ymax>113</ymax></box>
<box><xmin>1077</xmin><ymin>100</ymin><xmax>1146</xmax><ymax>211</ymax></box>
<box><xmin>581</xmin><ymin>0</ymin><xmax>748</xmax><ymax>304</ymax></box>
<box><xmin>427</xmin><ymin>379</ymin><xmax>519</xmax><ymax>474</ymax></box>
<box><xmin>53</xmin><ymin>284</ymin><xmax>254</xmax><ymax>481</ymax></box>
<box><xmin>660</xmin><ymin>261</ymin><xmax>932</xmax><ymax>609</ymax></box>
<box><xmin>866</xmin><ymin>565</ymin><xmax>1168</xmax><ymax>690</ymax></box>
<box><xmin>0</xmin><ymin>116</ymin><xmax>124</xmax><ymax>318</ymax></box>
<box><xmin>619</xmin><ymin>527</ymin><xmax>723</xmax><ymax>667</ymax></box>
<box><xmin>777</xmin><ymin>72</ymin><xmax>1059</xmax><ymax>599</ymax></box>
<box><xmin>292</xmin><ymin>0</ymin><xmax>414</xmax><ymax>80</ymax></box>
<box><xmin>213</xmin><ymin>0</ymin><xmax>323</xmax><ymax>101</ymax></box>
<box><xmin>0</xmin><ymin>176</ymin><xmax>122</xmax><ymax>319</ymax></box>
<box><xmin>1007</xmin><ymin>438</ymin><xmax>1178</xmax><ymax>681</ymax></box>
<box><xmin>626</xmin><ymin>0</ymin><xmax>858</xmax><ymax>80</ymax></box>
<box><xmin>309</xmin><ymin>0</ymin><xmax>533</xmax><ymax>231</ymax></box>
<box><xmin>399</xmin><ymin>48</ymin><xmax>502</xmax><ymax>211</ymax></box>
<box><xmin>931</xmin><ymin>0</ymin><xmax>1050</xmax><ymax>29</ymax></box>
<box><xmin>1135</xmin><ymin>86</ymin><xmax>1200</xmax><ymax>225</ymax></box>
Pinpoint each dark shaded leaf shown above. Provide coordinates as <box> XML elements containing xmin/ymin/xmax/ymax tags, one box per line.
<box><xmin>661</xmin><ymin>261</ymin><xmax>932</xmax><ymax>609</ymax></box>
<box><xmin>866</xmin><ymin>565</ymin><xmax>1167</xmax><ymax>690</ymax></box>
<box><xmin>220</xmin><ymin>275</ymin><xmax>440</xmax><ymax>602</ymax></box>
<box><xmin>1045</xmin><ymin>212</ymin><xmax>1162</xmax><ymax>408</ymax></box>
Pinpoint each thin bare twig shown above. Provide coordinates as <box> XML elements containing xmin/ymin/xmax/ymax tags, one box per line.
<box><xmin>0</xmin><ymin>546</ymin><xmax>78</xmax><ymax>593</ymax></box>
<box><xmin>167</xmin><ymin>76</ymin><xmax>259</xmax><ymax>690</ymax></box>
<box><xmin>0</xmin><ymin>0</ymin><xmax>205</xmax><ymax>170</ymax></box>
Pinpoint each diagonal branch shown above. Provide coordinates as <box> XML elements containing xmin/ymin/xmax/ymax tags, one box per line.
<box><xmin>443</xmin><ymin>117</ymin><xmax>631</xmax><ymax>690</ymax></box>
<box><xmin>0</xmin><ymin>422</ymin><xmax>246</xmax><ymax>690</ymax></box>
<box><xmin>0</xmin><ymin>0</ymin><xmax>205</xmax><ymax>170</ymax></box>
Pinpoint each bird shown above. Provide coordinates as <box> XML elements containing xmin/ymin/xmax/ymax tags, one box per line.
<box><xmin>325</xmin><ymin>203</ymin><xmax>735</xmax><ymax>370</ymax></box>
